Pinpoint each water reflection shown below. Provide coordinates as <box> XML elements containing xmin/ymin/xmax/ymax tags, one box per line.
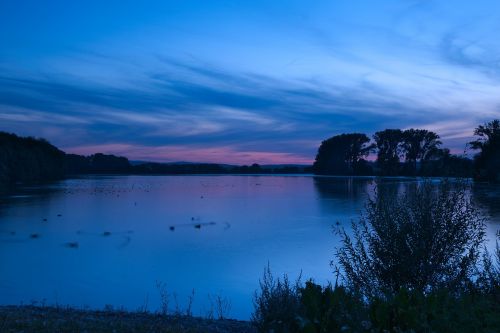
<box><xmin>0</xmin><ymin>175</ymin><xmax>498</xmax><ymax>320</ymax></box>
<box><xmin>312</xmin><ymin>176</ymin><xmax>373</xmax><ymax>217</ymax></box>
<box><xmin>473</xmin><ymin>183</ymin><xmax>500</xmax><ymax>219</ymax></box>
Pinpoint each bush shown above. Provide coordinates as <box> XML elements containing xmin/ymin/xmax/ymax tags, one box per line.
<box><xmin>252</xmin><ymin>179</ymin><xmax>500</xmax><ymax>333</ymax></box>
<box><xmin>298</xmin><ymin>282</ymin><xmax>367</xmax><ymax>333</ymax></box>
<box><xmin>251</xmin><ymin>265</ymin><xmax>302</xmax><ymax>333</ymax></box>
<box><xmin>369</xmin><ymin>288</ymin><xmax>500</xmax><ymax>333</ymax></box>
<box><xmin>253</xmin><ymin>277</ymin><xmax>500</xmax><ymax>333</ymax></box>
<box><xmin>336</xmin><ymin>179</ymin><xmax>486</xmax><ymax>297</ymax></box>
<box><xmin>252</xmin><ymin>271</ymin><xmax>369</xmax><ymax>333</ymax></box>
<box><xmin>476</xmin><ymin>231</ymin><xmax>500</xmax><ymax>293</ymax></box>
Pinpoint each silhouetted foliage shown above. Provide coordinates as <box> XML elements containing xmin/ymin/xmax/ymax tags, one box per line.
<box><xmin>0</xmin><ymin>132</ymin><xmax>65</xmax><ymax>192</ymax></box>
<box><xmin>132</xmin><ymin>162</ymin><xmax>311</xmax><ymax>175</ymax></box>
<box><xmin>88</xmin><ymin>153</ymin><xmax>131</xmax><ymax>173</ymax></box>
<box><xmin>476</xmin><ymin>230</ymin><xmax>500</xmax><ymax>294</ymax></box>
<box><xmin>336</xmin><ymin>180</ymin><xmax>485</xmax><ymax>297</ymax></box>
<box><xmin>254</xmin><ymin>278</ymin><xmax>364</xmax><ymax>332</ymax></box>
<box><xmin>419</xmin><ymin>148</ymin><xmax>473</xmax><ymax>177</ymax></box>
<box><xmin>64</xmin><ymin>153</ymin><xmax>90</xmax><ymax>174</ymax></box>
<box><xmin>297</xmin><ymin>282</ymin><xmax>367</xmax><ymax>332</ymax></box>
<box><xmin>1</xmin><ymin>135</ymin><xmax>311</xmax><ymax>185</ymax></box>
<box><xmin>367</xmin><ymin>287</ymin><xmax>500</xmax><ymax>333</ymax></box>
<box><xmin>313</xmin><ymin>133</ymin><xmax>374</xmax><ymax>175</ymax></box>
<box><xmin>233</xmin><ymin>163</ymin><xmax>263</xmax><ymax>174</ymax></box>
<box><xmin>401</xmin><ymin>129</ymin><xmax>442</xmax><ymax>175</ymax></box>
<box><xmin>252</xmin><ymin>265</ymin><xmax>302</xmax><ymax>333</ymax></box>
<box><xmin>253</xmin><ymin>180</ymin><xmax>499</xmax><ymax>333</ymax></box>
<box><xmin>470</xmin><ymin>119</ymin><xmax>500</xmax><ymax>182</ymax></box>
<box><xmin>253</xmin><ymin>272</ymin><xmax>500</xmax><ymax>333</ymax></box>
<box><xmin>133</xmin><ymin>162</ymin><xmax>227</xmax><ymax>174</ymax></box>
<box><xmin>315</xmin><ymin>129</ymin><xmax>472</xmax><ymax>177</ymax></box>
<box><xmin>373</xmin><ymin>129</ymin><xmax>404</xmax><ymax>176</ymax></box>
<box><xmin>64</xmin><ymin>153</ymin><xmax>131</xmax><ymax>174</ymax></box>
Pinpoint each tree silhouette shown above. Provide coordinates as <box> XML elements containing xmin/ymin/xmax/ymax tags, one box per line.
<box><xmin>373</xmin><ymin>129</ymin><xmax>403</xmax><ymax>176</ymax></box>
<box><xmin>402</xmin><ymin>129</ymin><xmax>441</xmax><ymax>175</ymax></box>
<box><xmin>313</xmin><ymin>133</ymin><xmax>374</xmax><ymax>175</ymax></box>
<box><xmin>470</xmin><ymin>119</ymin><xmax>500</xmax><ymax>182</ymax></box>
<box><xmin>0</xmin><ymin>132</ymin><xmax>65</xmax><ymax>192</ymax></box>
<box><xmin>64</xmin><ymin>153</ymin><xmax>131</xmax><ymax>174</ymax></box>
<box><xmin>419</xmin><ymin>148</ymin><xmax>473</xmax><ymax>177</ymax></box>
<box><xmin>89</xmin><ymin>153</ymin><xmax>131</xmax><ymax>173</ymax></box>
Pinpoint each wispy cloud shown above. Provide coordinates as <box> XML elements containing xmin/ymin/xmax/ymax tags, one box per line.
<box><xmin>0</xmin><ymin>55</ymin><xmax>498</xmax><ymax>163</ymax></box>
<box><xmin>1</xmin><ymin>0</ymin><xmax>500</xmax><ymax>163</ymax></box>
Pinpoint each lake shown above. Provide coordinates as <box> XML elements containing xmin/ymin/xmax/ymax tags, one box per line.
<box><xmin>0</xmin><ymin>175</ymin><xmax>499</xmax><ymax>319</ymax></box>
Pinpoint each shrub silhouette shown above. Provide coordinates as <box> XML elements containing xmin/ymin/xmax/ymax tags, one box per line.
<box><xmin>336</xmin><ymin>179</ymin><xmax>486</xmax><ymax>297</ymax></box>
<box><xmin>253</xmin><ymin>180</ymin><xmax>500</xmax><ymax>333</ymax></box>
<box><xmin>252</xmin><ymin>265</ymin><xmax>302</xmax><ymax>333</ymax></box>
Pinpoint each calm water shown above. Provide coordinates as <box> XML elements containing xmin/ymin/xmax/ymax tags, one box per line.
<box><xmin>0</xmin><ymin>175</ymin><xmax>499</xmax><ymax>319</ymax></box>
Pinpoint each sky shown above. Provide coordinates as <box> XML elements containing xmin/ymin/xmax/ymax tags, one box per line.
<box><xmin>1</xmin><ymin>0</ymin><xmax>500</xmax><ymax>164</ymax></box>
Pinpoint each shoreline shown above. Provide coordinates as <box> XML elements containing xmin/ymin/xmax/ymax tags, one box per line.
<box><xmin>0</xmin><ymin>305</ymin><xmax>255</xmax><ymax>333</ymax></box>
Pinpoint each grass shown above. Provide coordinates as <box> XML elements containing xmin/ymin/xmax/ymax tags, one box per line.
<box><xmin>0</xmin><ymin>305</ymin><xmax>255</xmax><ymax>333</ymax></box>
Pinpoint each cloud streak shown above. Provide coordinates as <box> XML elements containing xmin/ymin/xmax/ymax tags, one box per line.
<box><xmin>1</xmin><ymin>0</ymin><xmax>500</xmax><ymax>163</ymax></box>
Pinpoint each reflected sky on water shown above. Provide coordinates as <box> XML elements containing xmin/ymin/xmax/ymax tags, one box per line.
<box><xmin>0</xmin><ymin>175</ymin><xmax>498</xmax><ymax>319</ymax></box>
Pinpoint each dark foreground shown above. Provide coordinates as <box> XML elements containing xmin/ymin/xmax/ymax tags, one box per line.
<box><xmin>0</xmin><ymin>306</ymin><xmax>256</xmax><ymax>333</ymax></box>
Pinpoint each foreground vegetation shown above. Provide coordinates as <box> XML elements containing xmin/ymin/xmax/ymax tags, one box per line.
<box><xmin>253</xmin><ymin>180</ymin><xmax>500</xmax><ymax>333</ymax></box>
<box><xmin>253</xmin><ymin>274</ymin><xmax>499</xmax><ymax>333</ymax></box>
<box><xmin>0</xmin><ymin>305</ymin><xmax>255</xmax><ymax>333</ymax></box>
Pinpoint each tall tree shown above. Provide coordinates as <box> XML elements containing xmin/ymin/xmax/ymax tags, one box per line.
<box><xmin>402</xmin><ymin>129</ymin><xmax>441</xmax><ymax>175</ymax></box>
<box><xmin>373</xmin><ymin>129</ymin><xmax>403</xmax><ymax>176</ymax></box>
<box><xmin>470</xmin><ymin>119</ymin><xmax>500</xmax><ymax>182</ymax></box>
<box><xmin>313</xmin><ymin>133</ymin><xmax>374</xmax><ymax>175</ymax></box>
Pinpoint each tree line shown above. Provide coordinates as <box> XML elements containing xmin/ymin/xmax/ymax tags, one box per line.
<box><xmin>0</xmin><ymin>131</ymin><xmax>311</xmax><ymax>192</ymax></box>
<box><xmin>66</xmin><ymin>155</ymin><xmax>311</xmax><ymax>175</ymax></box>
<box><xmin>313</xmin><ymin>119</ymin><xmax>500</xmax><ymax>182</ymax></box>
<box><xmin>0</xmin><ymin>132</ymin><xmax>137</xmax><ymax>192</ymax></box>
<box><xmin>1</xmin><ymin>119</ymin><xmax>498</xmax><ymax>192</ymax></box>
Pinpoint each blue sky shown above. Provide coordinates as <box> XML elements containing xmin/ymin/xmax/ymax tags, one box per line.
<box><xmin>1</xmin><ymin>0</ymin><xmax>500</xmax><ymax>164</ymax></box>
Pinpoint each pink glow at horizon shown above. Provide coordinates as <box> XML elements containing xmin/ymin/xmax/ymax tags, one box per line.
<box><xmin>62</xmin><ymin>143</ymin><xmax>315</xmax><ymax>165</ymax></box>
